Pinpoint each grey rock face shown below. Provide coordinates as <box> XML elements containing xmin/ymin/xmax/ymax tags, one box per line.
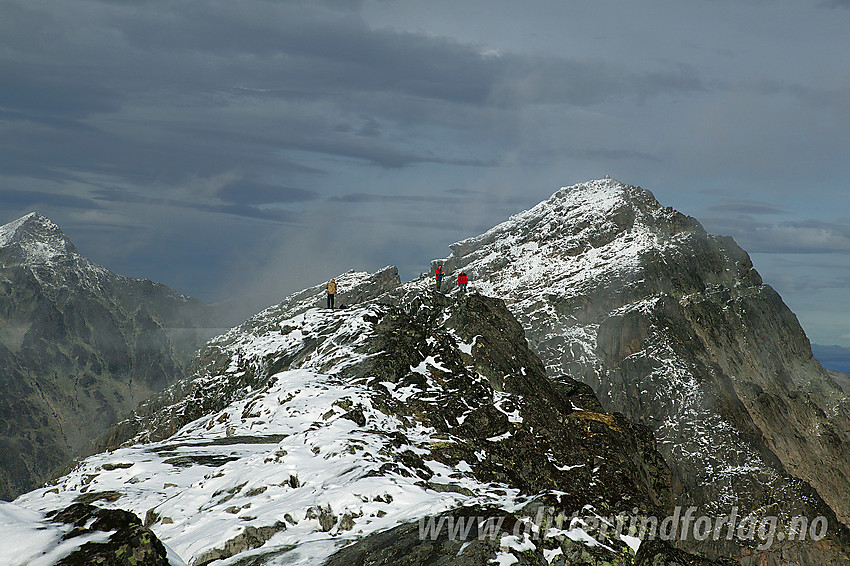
<box><xmin>192</xmin><ymin>521</ymin><xmax>287</xmax><ymax>566</ymax></box>
<box><xmin>326</xmin><ymin>507</ymin><xmax>736</xmax><ymax>566</ymax></box>
<box><xmin>0</xmin><ymin>213</ymin><xmax>213</xmax><ymax>500</ymax></box>
<box><xmin>435</xmin><ymin>179</ymin><xmax>850</xmax><ymax>563</ymax></box>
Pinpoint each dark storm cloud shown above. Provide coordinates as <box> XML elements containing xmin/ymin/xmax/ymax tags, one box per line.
<box><xmin>1</xmin><ymin>106</ymin><xmax>324</xmax><ymax>187</ymax></box>
<box><xmin>705</xmin><ymin>217</ymin><xmax>850</xmax><ymax>254</ymax></box>
<box><xmin>4</xmin><ymin>2</ymin><xmax>707</xmax><ymax>118</ymax></box>
<box><xmin>571</xmin><ymin>148</ymin><xmax>661</xmax><ymax>162</ymax></box>
<box><xmin>0</xmin><ymin>189</ymin><xmax>100</xmax><ymax>210</ymax></box>
<box><xmin>218</xmin><ymin>182</ymin><xmax>318</xmax><ymax>206</ymax></box>
<box><xmin>754</xmin><ymin>80</ymin><xmax>842</xmax><ymax>107</ymax></box>
<box><xmin>0</xmin><ymin>0</ymin><xmax>713</xmax><ymax>218</ymax></box>
<box><xmin>275</xmin><ymin>137</ymin><xmax>497</xmax><ymax>169</ymax></box>
<box><xmin>707</xmin><ymin>200</ymin><xmax>786</xmax><ymax>215</ymax></box>
<box><xmin>0</xmin><ymin>61</ymin><xmax>124</xmax><ymax>119</ymax></box>
<box><xmin>329</xmin><ymin>193</ymin><xmax>463</xmax><ymax>205</ymax></box>
<box><xmin>91</xmin><ymin>188</ymin><xmax>298</xmax><ymax>223</ymax></box>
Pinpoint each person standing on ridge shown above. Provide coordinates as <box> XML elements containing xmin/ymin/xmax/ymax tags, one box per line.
<box><xmin>327</xmin><ymin>278</ymin><xmax>337</xmax><ymax>309</ymax></box>
<box><xmin>435</xmin><ymin>265</ymin><xmax>444</xmax><ymax>292</ymax></box>
<box><xmin>458</xmin><ymin>271</ymin><xmax>468</xmax><ymax>293</ymax></box>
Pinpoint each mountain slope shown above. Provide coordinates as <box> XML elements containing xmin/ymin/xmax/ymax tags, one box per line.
<box><xmin>11</xmin><ymin>270</ymin><xmax>727</xmax><ymax>566</ymax></box>
<box><xmin>0</xmin><ymin>213</ymin><xmax>213</xmax><ymax>500</ymax></box>
<box><xmin>435</xmin><ymin>178</ymin><xmax>850</xmax><ymax>562</ymax></box>
<box><xmin>829</xmin><ymin>370</ymin><xmax>850</xmax><ymax>396</ymax></box>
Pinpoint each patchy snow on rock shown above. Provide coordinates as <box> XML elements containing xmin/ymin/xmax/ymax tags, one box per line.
<box><xmin>0</xmin><ymin>213</ymin><xmax>35</xmax><ymax>248</ymax></box>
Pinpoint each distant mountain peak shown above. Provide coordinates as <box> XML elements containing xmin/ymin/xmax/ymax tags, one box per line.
<box><xmin>0</xmin><ymin>212</ymin><xmax>217</xmax><ymax>503</ymax></box>
<box><xmin>0</xmin><ymin>211</ymin><xmax>79</xmax><ymax>266</ymax></box>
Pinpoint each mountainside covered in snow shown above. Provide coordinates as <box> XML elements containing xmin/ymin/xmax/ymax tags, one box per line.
<box><xmin>6</xmin><ymin>179</ymin><xmax>850</xmax><ymax>565</ymax></box>
<box><xmin>9</xmin><ymin>269</ymin><xmax>726</xmax><ymax>565</ymax></box>
<box><xmin>435</xmin><ymin>178</ymin><xmax>850</xmax><ymax>563</ymax></box>
<box><xmin>0</xmin><ymin>213</ymin><xmax>215</xmax><ymax>500</ymax></box>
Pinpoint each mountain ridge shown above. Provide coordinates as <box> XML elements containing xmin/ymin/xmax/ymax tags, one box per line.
<box><xmin>12</xmin><ymin>269</ymin><xmax>732</xmax><ymax>566</ymax></box>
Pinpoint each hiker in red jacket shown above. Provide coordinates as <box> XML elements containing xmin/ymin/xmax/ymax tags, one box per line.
<box><xmin>435</xmin><ymin>265</ymin><xmax>444</xmax><ymax>292</ymax></box>
<box><xmin>458</xmin><ymin>272</ymin><xmax>468</xmax><ymax>293</ymax></box>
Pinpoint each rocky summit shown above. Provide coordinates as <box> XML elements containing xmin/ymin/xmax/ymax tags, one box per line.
<box><xmin>435</xmin><ymin>178</ymin><xmax>850</xmax><ymax>564</ymax></box>
<box><xmin>0</xmin><ymin>213</ymin><xmax>213</xmax><ymax>500</ymax></box>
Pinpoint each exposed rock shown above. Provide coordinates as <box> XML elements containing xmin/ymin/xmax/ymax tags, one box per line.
<box><xmin>73</xmin><ymin>490</ymin><xmax>123</xmax><ymax>504</ymax></box>
<box><xmin>828</xmin><ymin>370</ymin><xmax>850</xmax><ymax>395</ymax></box>
<box><xmin>192</xmin><ymin>522</ymin><xmax>287</xmax><ymax>566</ymax></box>
<box><xmin>47</xmin><ymin>503</ymin><xmax>171</xmax><ymax>566</ymax></box>
<box><xmin>326</xmin><ymin>506</ymin><xmax>735</xmax><ymax>566</ymax></box>
<box><xmin>636</xmin><ymin>539</ymin><xmax>736</xmax><ymax>566</ymax></box>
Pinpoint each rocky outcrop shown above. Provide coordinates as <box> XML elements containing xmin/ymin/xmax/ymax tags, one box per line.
<box><xmin>325</xmin><ymin>506</ymin><xmax>735</xmax><ymax>566</ymax></box>
<box><xmin>50</xmin><ymin>503</ymin><xmax>171</xmax><ymax>565</ymax></box>
<box><xmin>435</xmin><ymin>179</ymin><xmax>850</xmax><ymax>563</ymax></box>
<box><xmin>364</xmin><ymin>290</ymin><xmax>673</xmax><ymax>519</ymax></box>
<box><xmin>0</xmin><ymin>213</ymin><xmax>214</xmax><ymax>500</ymax></box>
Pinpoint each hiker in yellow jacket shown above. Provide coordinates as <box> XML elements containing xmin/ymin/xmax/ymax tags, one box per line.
<box><xmin>327</xmin><ymin>278</ymin><xmax>337</xmax><ymax>309</ymax></box>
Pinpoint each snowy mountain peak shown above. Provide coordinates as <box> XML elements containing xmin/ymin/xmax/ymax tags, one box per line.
<box><xmin>437</xmin><ymin>179</ymin><xmax>710</xmax><ymax>320</ymax></box>
<box><xmin>433</xmin><ymin>179</ymin><xmax>850</xmax><ymax>562</ymax></box>
<box><xmin>0</xmin><ymin>212</ymin><xmax>80</xmax><ymax>267</ymax></box>
<box><xmin>448</xmin><ymin>179</ymin><xmax>686</xmax><ymax>262</ymax></box>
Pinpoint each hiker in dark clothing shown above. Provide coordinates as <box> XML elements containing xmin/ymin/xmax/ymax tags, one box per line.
<box><xmin>327</xmin><ymin>278</ymin><xmax>337</xmax><ymax>309</ymax></box>
<box><xmin>435</xmin><ymin>265</ymin><xmax>444</xmax><ymax>292</ymax></box>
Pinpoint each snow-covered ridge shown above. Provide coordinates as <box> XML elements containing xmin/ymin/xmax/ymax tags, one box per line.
<box><xmin>223</xmin><ymin>268</ymin><xmax>388</xmax><ymax>341</ymax></box>
<box><xmin>11</xmin><ymin>264</ymin><xmax>662</xmax><ymax>565</ymax></box>
<box><xmin>13</xmin><ymin>300</ymin><xmax>529</xmax><ymax>566</ymax></box>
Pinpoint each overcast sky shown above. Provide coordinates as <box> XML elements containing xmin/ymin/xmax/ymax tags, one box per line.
<box><xmin>1</xmin><ymin>0</ymin><xmax>848</xmax><ymax>346</ymax></box>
